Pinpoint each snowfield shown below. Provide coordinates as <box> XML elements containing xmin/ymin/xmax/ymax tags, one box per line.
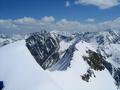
<box><xmin>0</xmin><ymin>40</ymin><xmax>118</xmax><ymax>90</ymax></box>
<box><xmin>0</xmin><ymin>40</ymin><xmax>62</xmax><ymax>90</ymax></box>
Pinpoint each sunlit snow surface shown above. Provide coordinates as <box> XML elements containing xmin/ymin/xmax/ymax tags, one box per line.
<box><xmin>0</xmin><ymin>40</ymin><xmax>118</xmax><ymax>90</ymax></box>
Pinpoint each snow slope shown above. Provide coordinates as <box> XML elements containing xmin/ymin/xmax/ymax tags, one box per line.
<box><xmin>49</xmin><ymin>41</ymin><xmax>117</xmax><ymax>90</ymax></box>
<box><xmin>0</xmin><ymin>40</ymin><xmax>118</xmax><ymax>90</ymax></box>
<box><xmin>0</xmin><ymin>40</ymin><xmax>62</xmax><ymax>90</ymax></box>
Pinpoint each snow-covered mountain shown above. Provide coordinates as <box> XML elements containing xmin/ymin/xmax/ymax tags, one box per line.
<box><xmin>0</xmin><ymin>34</ymin><xmax>26</xmax><ymax>47</ymax></box>
<box><xmin>0</xmin><ymin>30</ymin><xmax>120</xmax><ymax>90</ymax></box>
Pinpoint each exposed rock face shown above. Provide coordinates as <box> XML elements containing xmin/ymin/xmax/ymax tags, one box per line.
<box><xmin>81</xmin><ymin>69</ymin><xmax>95</xmax><ymax>82</ymax></box>
<box><xmin>83</xmin><ymin>50</ymin><xmax>105</xmax><ymax>71</ymax></box>
<box><xmin>26</xmin><ymin>31</ymin><xmax>60</xmax><ymax>69</ymax></box>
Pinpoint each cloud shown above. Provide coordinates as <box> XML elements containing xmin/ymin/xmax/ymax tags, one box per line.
<box><xmin>41</xmin><ymin>16</ymin><xmax>55</xmax><ymax>23</ymax></box>
<box><xmin>0</xmin><ymin>16</ymin><xmax>120</xmax><ymax>33</ymax></box>
<box><xmin>0</xmin><ymin>16</ymin><xmax>56</xmax><ymax>31</ymax></box>
<box><xmin>65</xmin><ymin>1</ymin><xmax>70</xmax><ymax>7</ymax></box>
<box><xmin>14</xmin><ymin>17</ymin><xmax>37</xmax><ymax>25</ymax></box>
<box><xmin>75</xmin><ymin>0</ymin><xmax>120</xmax><ymax>9</ymax></box>
<box><xmin>100</xmin><ymin>17</ymin><xmax>120</xmax><ymax>30</ymax></box>
<box><xmin>0</xmin><ymin>19</ymin><xmax>17</xmax><ymax>29</ymax></box>
<box><xmin>52</xmin><ymin>19</ymin><xmax>81</xmax><ymax>31</ymax></box>
<box><xmin>86</xmin><ymin>18</ymin><xmax>95</xmax><ymax>22</ymax></box>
